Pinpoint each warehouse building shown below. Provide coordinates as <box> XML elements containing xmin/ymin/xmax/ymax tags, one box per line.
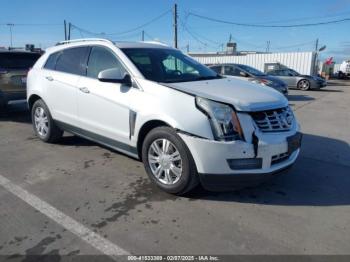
<box><xmin>189</xmin><ymin>43</ymin><xmax>318</xmax><ymax>75</ymax></box>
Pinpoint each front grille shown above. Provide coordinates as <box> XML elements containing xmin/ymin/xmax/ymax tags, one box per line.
<box><xmin>250</xmin><ymin>107</ymin><xmax>294</xmax><ymax>132</ymax></box>
<box><xmin>271</xmin><ymin>152</ymin><xmax>290</xmax><ymax>165</ymax></box>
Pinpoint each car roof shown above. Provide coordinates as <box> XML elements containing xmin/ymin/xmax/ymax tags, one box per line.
<box><xmin>47</xmin><ymin>39</ymin><xmax>174</xmax><ymax>54</ymax></box>
<box><xmin>114</xmin><ymin>41</ymin><xmax>172</xmax><ymax>49</ymax></box>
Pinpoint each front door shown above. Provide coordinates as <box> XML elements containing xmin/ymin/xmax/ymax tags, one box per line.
<box><xmin>77</xmin><ymin>46</ymin><xmax>132</xmax><ymax>147</ymax></box>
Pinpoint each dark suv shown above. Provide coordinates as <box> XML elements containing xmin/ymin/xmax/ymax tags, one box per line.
<box><xmin>0</xmin><ymin>51</ymin><xmax>41</xmax><ymax>110</ymax></box>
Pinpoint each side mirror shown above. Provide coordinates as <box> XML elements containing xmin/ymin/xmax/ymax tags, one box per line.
<box><xmin>98</xmin><ymin>68</ymin><xmax>132</xmax><ymax>86</ymax></box>
<box><xmin>240</xmin><ymin>71</ymin><xmax>248</xmax><ymax>77</ymax></box>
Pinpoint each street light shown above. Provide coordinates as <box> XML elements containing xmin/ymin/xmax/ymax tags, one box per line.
<box><xmin>318</xmin><ymin>45</ymin><xmax>326</xmax><ymax>52</ymax></box>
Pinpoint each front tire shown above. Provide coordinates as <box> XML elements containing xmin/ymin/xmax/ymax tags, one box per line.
<box><xmin>297</xmin><ymin>79</ymin><xmax>311</xmax><ymax>91</ymax></box>
<box><xmin>31</xmin><ymin>99</ymin><xmax>63</xmax><ymax>143</ymax></box>
<box><xmin>142</xmin><ymin>126</ymin><xmax>199</xmax><ymax>195</ymax></box>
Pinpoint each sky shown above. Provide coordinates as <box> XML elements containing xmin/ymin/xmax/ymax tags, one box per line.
<box><xmin>0</xmin><ymin>0</ymin><xmax>350</xmax><ymax>62</ymax></box>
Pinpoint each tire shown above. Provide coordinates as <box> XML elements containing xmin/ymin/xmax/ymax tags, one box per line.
<box><xmin>31</xmin><ymin>99</ymin><xmax>63</xmax><ymax>143</ymax></box>
<box><xmin>297</xmin><ymin>79</ymin><xmax>311</xmax><ymax>91</ymax></box>
<box><xmin>142</xmin><ymin>126</ymin><xmax>199</xmax><ymax>195</ymax></box>
<box><xmin>0</xmin><ymin>103</ymin><xmax>6</xmax><ymax>115</ymax></box>
<box><xmin>0</xmin><ymin>96</ymin><xmax>7</xmax><ymax>114</ymax></box>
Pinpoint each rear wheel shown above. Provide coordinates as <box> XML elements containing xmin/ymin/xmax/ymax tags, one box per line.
<box><xmin>142</xmin><ymin>126</ymin><xmax>199</xmax><ymax>195</ymax></box>
<box><xmin>297</xmin><ymin>79</ymin><xmax>311</xmax><ymax>91</ymax></box>
<box><xmin>31</xmin><ymin>99</ymin><xmax>63</xmax><ymax>143</ymax></box>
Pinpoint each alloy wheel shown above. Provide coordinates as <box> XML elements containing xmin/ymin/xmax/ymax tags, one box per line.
<box><xmin>298</xmin><ymin>80</ymin><xmax>310</xmax><ymax>90</ymax></box>
<box><xmin>34</xmin><ymin>107</ymin><xmax>49</xmax><ymax>137</ymax></box>
<box><xmin>148</xmin><ymin>138</ymin><xmax>183</xmax><ymax>185</ymax></box>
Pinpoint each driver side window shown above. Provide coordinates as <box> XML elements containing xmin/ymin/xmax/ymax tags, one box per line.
<box><xmin>87</xmin><ymin>46</ymin><xmax>125</xmax><ymax>79</ymax></box>
<box><xmin>224</xmin><ymin>66</ymin><xmax>241</xmax><ymax>76</ymax></box>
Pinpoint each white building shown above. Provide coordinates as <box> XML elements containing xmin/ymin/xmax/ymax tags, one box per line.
<box><xmin>189</xmin><ymin>51</ymin><xmax>317</xmax><ymax>75</ymax></box>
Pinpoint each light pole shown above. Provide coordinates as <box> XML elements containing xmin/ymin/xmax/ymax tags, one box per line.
<box><xmin>6</xmin><ymin>23</ymin><xmax>14</xmax><ymax>48</ymax></box>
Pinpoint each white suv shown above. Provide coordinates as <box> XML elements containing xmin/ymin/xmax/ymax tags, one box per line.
<box><xmin>27</xmin><ymin>39</ymin><xmax>301</xmax><ymax>195</ymax></box>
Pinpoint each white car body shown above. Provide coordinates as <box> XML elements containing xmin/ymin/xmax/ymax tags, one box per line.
<box><xmin>27</xmin><ymin>39</ymin><xmax>301</xmax><ymax>192</ymax></box>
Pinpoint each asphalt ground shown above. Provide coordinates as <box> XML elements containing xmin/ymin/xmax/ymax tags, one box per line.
<box><xmin>0</xmin><ymin>80</ymin><xmax>349</xmax><ymax>261</ymax></box>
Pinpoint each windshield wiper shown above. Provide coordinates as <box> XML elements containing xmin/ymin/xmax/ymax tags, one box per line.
<box><xmin>161</xmin><ymin>75</ymin><xmax>222</xmax><ymax>83</ymax></box>
<box><xmin>195</xmin><ymin>75</ymin><xmax>222</xmax><ymax>81</ymax></box>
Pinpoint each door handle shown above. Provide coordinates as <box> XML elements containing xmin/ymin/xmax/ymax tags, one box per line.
<box><xmin>79</xmin><ymin>87</ymin><xmax>90</xmax><ymax>93</ymax></box>
<box><xmin>45</xmin><ymin>76</ymin><xmax>54</xmax><ymax>81</ymax></box>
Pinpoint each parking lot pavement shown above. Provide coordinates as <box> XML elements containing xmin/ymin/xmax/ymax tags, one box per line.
<box><xmin>0</xmin><ymin>80</ymin><xmax>350</xmax><ymax>258</ymax></box>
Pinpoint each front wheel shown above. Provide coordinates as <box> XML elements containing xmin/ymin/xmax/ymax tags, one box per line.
<box><xmin>142</xmin><ymin>126</ymin><xmax>199</xmax><ymax>195</ymax></box>
<box><xmin>297</xmin><ymin>79</ymin><xmax>311</xmax><ymax>91</ymax></box>
<box><xmin>31</xmin><ymin>99</ymin><xmax>63</xmax><ymax>143</ymax></box>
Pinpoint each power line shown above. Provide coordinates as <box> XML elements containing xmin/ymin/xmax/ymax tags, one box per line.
<box><xmin>254</xmin><ymin>11</ymin><xmax>350</xmax><ymax>25</ymax></box>
<box><xmin>0</xmin><ymin>23</ymin><xmax>61</xmax><ymax>26</ymax></box>
<box><xmin>70</xmin><ymin>9</ymin><xmax>171</xmax><ymax>37</ymax></box>
<box><xmin>187</xmin><ymin>12</ymin><xmax>350</xmax><ymax>28</ymax></box>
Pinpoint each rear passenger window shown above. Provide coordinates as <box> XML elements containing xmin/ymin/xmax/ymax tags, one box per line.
<box><xmin>44</xmin><ymin>52</ymin><xmax>60</xmax><ymax>70</ymax></box>
<box><xmin>87</xmin><ymin>46</ymin><xmax>125</xmax><ymax>79</ymax></box>
<box><xmin>55</xmin><ymin>47</ymin><xmax>90</xmax><ymax>75</ymax></box>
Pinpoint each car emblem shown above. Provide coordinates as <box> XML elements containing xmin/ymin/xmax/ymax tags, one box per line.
<box><xmin>279</xmin><ymin>111</ymin><xmax>293</xmax><ymax>127</ymax></box>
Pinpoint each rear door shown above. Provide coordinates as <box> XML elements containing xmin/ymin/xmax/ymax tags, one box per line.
<box><xmin>43</xmin><ymin>47</ymin><xmax>90</xmax><ymax>126</ymax></box>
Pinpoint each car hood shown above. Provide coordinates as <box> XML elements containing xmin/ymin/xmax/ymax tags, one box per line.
<box><xmin>162</xmin><ymin>77</ymin><xmax>288</xmax><ymax>112</ymax></box>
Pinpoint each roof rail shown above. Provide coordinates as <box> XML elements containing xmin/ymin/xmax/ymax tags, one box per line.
<box><xmin>55</xmin><ymin>38</ymin><xmax>113</xmax><ymax>46</ymax></box>
<box><xmin>142</xmin><ymin>41</ymin><xmax>169</xmax><ymax>47</ymax></box>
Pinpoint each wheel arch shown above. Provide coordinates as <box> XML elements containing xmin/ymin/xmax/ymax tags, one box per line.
<box><xmin>28</xmin><ymin>94</ymin><xmax>42</xmax><ymax>111</ymax></box>
<box><xmin>137</xmin><ymin>120</ymin><xmax>171</xmax><ymax>160</ymax></box>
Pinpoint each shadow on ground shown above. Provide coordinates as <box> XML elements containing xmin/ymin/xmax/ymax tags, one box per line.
<box><xmin>0</xmin><ymin>101</ymin><xmax>31</xmax><ymax>123</ymax></box>
<box><xmin>287</xmin><ymin>94</ymin><xmax>314</xmax><ymax>102</ymax></box>
<box><xmin>185</xmin><ymin>133</ymin><xmax>350</xmax><ymax>206</ymax></box>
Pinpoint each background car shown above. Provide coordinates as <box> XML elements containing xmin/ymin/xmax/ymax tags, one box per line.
<box><xmin>268</xmin><ymin>68</ymin><xmax>327</xmax><ymax>91</ymax></box>
<box><xmin>0</xmin><ymin>50</ymin><xmax>41</xmax><ymax>110</ymax></box>
<box><xmin>209</xmin><ymin>63</ymin><xmax>288</xmax><ymax>95</ymax></box>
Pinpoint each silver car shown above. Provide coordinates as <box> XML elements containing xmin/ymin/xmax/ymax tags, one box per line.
<box><xmin>209</xmin><ymin>63</ymin><xmax>288</xmax><ymax>95</ymax></box>
<box><xmin>268</xmin><ymin>68</ymin><xmax>327</xmax><ymax>91</ymax></box>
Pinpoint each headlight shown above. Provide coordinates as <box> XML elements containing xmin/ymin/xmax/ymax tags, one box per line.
<box><xmin>196</xmin><ymin>97</ymin><xmax>243</xmax><ymax>141</ymax></box>
<box><xmin>249</xmin><ymin>78</ymin><xmax>273</xmax><ymax>87</ymax></box>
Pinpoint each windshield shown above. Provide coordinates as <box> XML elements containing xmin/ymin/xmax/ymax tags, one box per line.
<box><xmin>121</xmin><ymin>48</ymin><xmax>221</xmax><ymax>83</ymax></box>
<box><xmin>0</xmin><ymin>52</ymin><xmax>41</xmax><ymax>69</ymax></box>
<box><xmin>237</xmin><ymin>64</ymin><xmax>266</xmax><ymax>77</ymax></box>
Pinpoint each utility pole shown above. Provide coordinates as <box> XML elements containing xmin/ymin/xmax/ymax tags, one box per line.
<box><xmin>173</xmin><ymin>3</ymin><xmax>178</xmax><ymax>48</ymax></box>
<box><xmin>314</xmin><ymin>38</ymin><xmax>319</xmax><ymax>75</ymax></box>
<box><xmin>68</xmin><ymin>23</ymin><xmax>71</xmax><ymax>40</ymax></box>
<box><xmin>6</xmin><ymin>23</ymin><xmax>14</xmax><ymax>48</ymax></box>
<box><xmin>64</xmin><ymin>20</ymin><xmax>67</xmax><ymax>40</ymax></box>
<box><xmin>142</xmin><ymin>30</ymin><xmax>145</xmax><ymax>41</ymax></box>
<box><xmin>266</xmin><ymin>40</ymin><xmax>270</xmax><ymax>53</ymax></box>
<box><xmin>186</xmin><ymin>43</ymin><xmax>189</xmax><ymax>53</ymax></box>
